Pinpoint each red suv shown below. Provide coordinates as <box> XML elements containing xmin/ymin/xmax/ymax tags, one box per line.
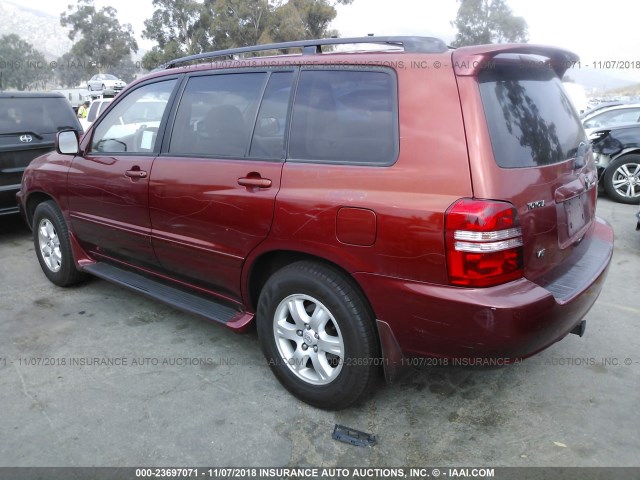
<box><xmin>17</xmin><ymin>37</ymin><xmax>613</xmax><ymax>410</ymax></box>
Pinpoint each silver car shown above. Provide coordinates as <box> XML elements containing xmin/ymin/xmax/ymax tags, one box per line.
<box><xmin>87</xmin><ymin>74</ymin><xmax>126</xmax><ymax>92</ymax></box>
<box><xmin>583</xmin><ymin>103</ymin><xmax>640</xmax><ymax>135</ymax></box>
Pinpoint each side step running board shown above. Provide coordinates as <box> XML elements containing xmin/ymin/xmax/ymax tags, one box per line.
<box><xmin>83</xmin><ymin>262</ymin><xmax>243</xmax><ymax>326</ymax></box>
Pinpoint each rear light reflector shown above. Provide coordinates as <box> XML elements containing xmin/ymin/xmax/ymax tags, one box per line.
<box><xmin>446</xmin><ymin>198</ymin><xmax>524</xmax><ymax>287</ymax></box>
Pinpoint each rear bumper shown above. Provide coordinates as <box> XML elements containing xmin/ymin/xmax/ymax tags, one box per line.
<box><xmin>357</xmin><ymin>217</ymin><xmax>613</xmax><ymax>360</ymax></box>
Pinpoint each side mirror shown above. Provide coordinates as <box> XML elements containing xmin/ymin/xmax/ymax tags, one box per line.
<box><xmin>57</xmin><ymin>130</ymin><xmax>79</xmax><ymax>155</ymax></box>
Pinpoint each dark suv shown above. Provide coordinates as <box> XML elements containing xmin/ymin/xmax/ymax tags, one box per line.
<box><xmin>17</xmin><ymin>37</ymin><xmax>614</xmax><ymax>409</ymax></box>
<box><xmin>1</xmin><ymin>92</ymin><xmax>82</xmax><ymax>216</ymax></box>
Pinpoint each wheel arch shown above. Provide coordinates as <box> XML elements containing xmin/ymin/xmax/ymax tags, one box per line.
<box><xmin>25</xmin><ymin>191</ymin><xmax>56</xmax><ymax>227</ymax></box>
<box><xmin>610</xmin><ymin>148</ymin><xmax>640</xmax><ymax>163</ymax></box>
<box><xmin>603</xmin><ymin>151</ymin><xmax>640</xmax><ymax>204</ymax></box>
<box><xmin>246</xmin><ymin>250</ymin><xmax>376</xmax><ymax>320</ymax></box>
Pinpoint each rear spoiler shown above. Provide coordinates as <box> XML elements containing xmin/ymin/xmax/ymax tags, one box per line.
<box><xmin>452</xmin><ymin>44</ymin><xmax>579</xmax><ymax>78</ymax></box>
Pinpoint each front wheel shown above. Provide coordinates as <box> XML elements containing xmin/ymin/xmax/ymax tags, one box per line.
<box><xmin>603</xmin><ymin>154</ymin><xmax>640</xmax><ymax>204</ymax></box>
<box><xmin>257</xmin><ymin>261</ymin><xmax>379</xmax><ymax>410</ymax></box>
<box><xmin>32</xmin><ymin>201</ymin><xmax>86</xmax><ymax>287</ymax></box>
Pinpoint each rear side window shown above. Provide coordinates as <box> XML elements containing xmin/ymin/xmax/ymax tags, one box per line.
<box><xmin>0</xmin><ymin>97</ymin><xmax>79</xmax><ymax>134</ymax></box>
<box><xmin>289</xmin><ymin>69</ymin><xmax>398</xmax><ymax>165</ymax></box>
<box><xmin>169</xmin><ymin>73</ymin><xmax>267</xmax><ymax>157</ymax></box>
<box><xmin>583</xmin><ymin>107</ymin><xmax>640</xmax><ymax>129</ymax></box>
<box><xmin>479</xmin><ymin>65</ymin><xmax>586</xmax><ymax>168</ymax></box>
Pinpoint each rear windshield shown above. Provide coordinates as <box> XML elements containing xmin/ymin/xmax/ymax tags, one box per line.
<box><xmin>0</xmin><ymin>97</ymin><xmax>80</xmax><ymax>134</ymax></box>
<box><xmin>478</xmin><ymin>64</ymin><xmax>586</xmax><ymax>168</ymax></box>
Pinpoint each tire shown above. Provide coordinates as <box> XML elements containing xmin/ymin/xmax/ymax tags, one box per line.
<box><xmin>603</xmin><ymin>154</ymin><xmax>640</xmax><ymax>204</ymax></box>
<box><xmin>32</xmin><ymin>201</ymin><xmax>86</xmax><ymax>287</ymax></box>
<box><xmin>257</xmin><ymin>261</ymin><xmax>379</xmax><ymax>410</ymax></box>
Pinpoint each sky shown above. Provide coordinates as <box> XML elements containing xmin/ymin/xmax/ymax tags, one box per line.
<box><xmin>18</xmin><ymin>0</ymin><xmax>640</xmax><ymax>81</ymax></box>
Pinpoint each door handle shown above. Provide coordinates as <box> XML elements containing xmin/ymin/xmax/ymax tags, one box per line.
<box><xmin>238</xmin><ymin>176</ymin><xmax>272</xmax><ymax>188</ymax></box>
<box><xmin>125</xmin><ymin>169</ymin><xmax>147</xmax><ymax>179</ymax></box>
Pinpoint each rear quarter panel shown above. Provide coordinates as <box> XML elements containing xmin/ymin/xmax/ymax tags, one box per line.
<box><xmin>245</xmin><ymin>52</ymin><xmax>473</xmax><ymax>303</ymax></box>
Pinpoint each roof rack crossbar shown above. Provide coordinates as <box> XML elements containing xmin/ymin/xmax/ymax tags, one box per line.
<box><xmin>162</xmin><ymin>36</ymin><xmax>447</xmax><ymax>69</ymax></box>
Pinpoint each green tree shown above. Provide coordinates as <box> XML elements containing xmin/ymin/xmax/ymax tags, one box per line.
<box><xmin>61</xmin><ymin>0</ymin><xmax>138</xmax><ymax>79</ymax></box>
<box><xmin>0</xmin><ymin>34</ymin><xmax>51</xmax><ymax>90</ymax></box>
<box><xmin>211</xmin><ymin>0</ymin><xmax>273</xmax><ymax>50</ymax></box>
<box><xmin>111</xmin><ymin>57</ymin><xmax>138</xmax><ymax>83</ymax></box>
<box><xmin>54</xmin><ymin>52</ymin><xmax>90</xmax><ymax>87</ymax></box>
<box><xmin>142</xmin><ymin>0</ymin><xmax>203</xmax><ymax>62</ymax></box>
<box><xmin>142</xmin><ymin>0</ymin><xmax>353</xmax><ymax>66</ymax></box>
<box><xmin>451</xmin><ymin>0</ymin><xmax>528</xmax><ymax>47</ymax></box>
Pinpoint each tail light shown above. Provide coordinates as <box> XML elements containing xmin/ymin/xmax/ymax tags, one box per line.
<box><xmin>445</xmin><ymin>198</ymin><xmax>523</xmax><ymax>287</ymax></box>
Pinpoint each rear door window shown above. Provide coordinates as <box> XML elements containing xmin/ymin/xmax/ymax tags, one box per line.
<box><xmin>288</xmin><ymin>69</ymin><xmax>398</xmax><ymax>165</ymax></box>
<box><xmin>249</xmin><ymin>71</ymin><xmax>294</xmax><ymax>159</ymax></box>
<box><xmin>478</xmin><ymin>64</ymin><xmax>586</xmax><ymax>168</ymax></box>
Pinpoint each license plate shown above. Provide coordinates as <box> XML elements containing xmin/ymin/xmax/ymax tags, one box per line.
<box><xmin>565</xmin><ymin>193</ymin><xmax>587</xmax><ymax>238</ymax></box>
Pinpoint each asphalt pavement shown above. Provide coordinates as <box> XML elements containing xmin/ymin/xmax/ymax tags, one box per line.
<box><xmin>1</xmin><ymin>196</ymin><xmax>638</xmax><ymax>468</ymax></box>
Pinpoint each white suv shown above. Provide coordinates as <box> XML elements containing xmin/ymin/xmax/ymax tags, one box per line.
<box><xmin>79</xmin><ymin>98</ymin><xmax>112</xmax><ymax>132</ymax></box>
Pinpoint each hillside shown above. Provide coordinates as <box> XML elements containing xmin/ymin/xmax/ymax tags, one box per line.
<box><xmin>0</xmin><ymin>1</ymin><xmax>72</xmax><ymax>60</ymax></box>
<box><xmin>565</xmin><ymin>67</ymin><xmax>638</xmax><ymax>93</ymax></box>
<box><xmin>603</xmin><ymin>83</ymin><xmax>640</xmax><ymax>98</ymax></box>
<box><xmin>0</xmin><ymin>1</ymin><xmax>146</xmax><ymax>62</ymax></box>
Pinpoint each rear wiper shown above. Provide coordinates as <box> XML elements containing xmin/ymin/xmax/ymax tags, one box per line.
<box><xmin>0</xmin><ymin>131</ymin><xmax>44</xmax><ymax>140</ymax></box>
<box><xmin>57</xmin><ymin>126</ymin><xmax>79</xmax><ymax>131</ymax></box>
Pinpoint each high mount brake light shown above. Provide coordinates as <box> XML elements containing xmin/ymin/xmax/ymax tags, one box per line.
<box><xmin>445</xmin><ymin>198</ymin><xmax>524</xmax><ymax>287</ymax></box>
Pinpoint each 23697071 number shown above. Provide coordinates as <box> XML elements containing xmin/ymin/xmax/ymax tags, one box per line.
<box><xmin>340</xmin><ymin>357</ymin><xmax>388</xmax><ymax>366</ymax></box>
<box><xmin>135</xmin><ymin>468</ymin><xmax>200</xmax><ymax>477</ymax></box>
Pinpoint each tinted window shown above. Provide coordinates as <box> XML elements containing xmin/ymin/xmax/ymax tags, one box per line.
<box><xmin>479</xmin><ymin>65</ymin><xmax>586</xmax><ymax>168</ymax></box>
<box><xmin>0</xmin><ymin>97</ymin><xmax>79</xmax><ymax>134</ymax></box>
<box><xmin>289</xmin><ymin>69</ymin><xmax>397</xmax><ymax>165</ymax></box>
<box><xmin>86</xmin><ymin>102</ymin><xmax>101</xmax><ymax>123</ymax></box>
<box><xmin>583</xmin><ymin>108</ymin><xmax>640</xmax><ymax>129</ymax></box>
<box><xmin>90</xmin><ymin>80</ymin><xmax>176</xmax><ymax>154</ymax></box>
<box><xmin>169</xmin><ymin>73</ymin><xmax>266</xmax><ymax>157</ymax></box>
<box><xmin>249</xmin><ymin>72</ymin><xmax>294</xmax><ymax>159</ymax></box>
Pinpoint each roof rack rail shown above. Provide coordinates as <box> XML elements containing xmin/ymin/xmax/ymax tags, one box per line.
<box><xmin>162</xmin><ymin>36</ymin><xmax>448</xmax><ymax>69</ymax></box>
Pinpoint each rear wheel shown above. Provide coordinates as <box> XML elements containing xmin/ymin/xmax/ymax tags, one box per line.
<box><xmin>603</xmin><ymin>154</ymin><xmax>640</xmax><ymax>204</ymax></box>
<box><xmin>32</xmin><ymin>201</ymin><xmax>86</xmax><ymax>287</ymax></box>
<box><xmin>257</xmin><ymin>261</ymin><xmax>379</xmax><ymax>410</ymax></box>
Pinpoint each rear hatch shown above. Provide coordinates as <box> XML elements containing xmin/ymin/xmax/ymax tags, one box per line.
<box><xmin>0</xmin><ymin>96</ymin><xmax>80</xmax><ymax>211</ymax></box>
<box><xmin>453</xmin><ymin>46</ymin><xmax>599</xmax><ymax>298</ymax></box>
